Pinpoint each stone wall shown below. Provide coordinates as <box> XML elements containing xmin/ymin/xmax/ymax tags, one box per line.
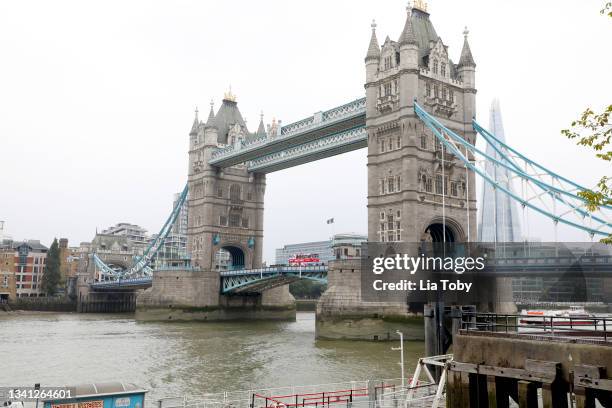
<box><xmin>135</xmin><ymin>268</ymin><xmax>296</xmax><ymax>322</ymax></box>
<box><xmin>316</xmin><ymin>259</ymin><xmax>423</xmax><ymax>340</ymax></box>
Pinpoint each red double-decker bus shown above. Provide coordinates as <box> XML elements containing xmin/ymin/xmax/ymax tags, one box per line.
<box><xmin>288</xmin><ymin>253</ymin><xmax>323</xmax><ymax>266</ymax></box>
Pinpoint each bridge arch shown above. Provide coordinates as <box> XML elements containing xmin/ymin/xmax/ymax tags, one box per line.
<box><xmin>421</xmin><ymin>217</ymin><xmax>465</xmax><ymax>243</ymax></box>
<box><xmin>215</xmin><ymin>242</ymin><xmax>250</xmax><ymax>270</ymax></box>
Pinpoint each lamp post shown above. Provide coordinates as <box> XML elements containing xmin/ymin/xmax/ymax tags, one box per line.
<box><xmin>391</xmin><ymin>330</ymin><xmax>405</xmax><ymax>387</ymax></box>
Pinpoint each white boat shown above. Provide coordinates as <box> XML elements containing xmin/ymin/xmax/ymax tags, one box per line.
<box><xmin>520</xmin><ymin>305</ymin><xmax>595</xmax><ymax>326</ymax></box>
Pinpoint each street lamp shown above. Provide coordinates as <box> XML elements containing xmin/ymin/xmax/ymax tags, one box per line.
<box><xmin>391</xmin><ymin>330</ymin><xmax>405</xmax><ymax>387</ymax></box>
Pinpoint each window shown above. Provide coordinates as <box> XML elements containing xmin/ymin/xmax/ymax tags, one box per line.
<box><xmin>229</xmin><ymin>214</ymin><xmax>240</xmax><ymax>227</ymax></box>
<box><xmin>434</xmin><ymin>84</ymin><xmax>439</xmax><ymax>99</ymax></box>
<box><xmin>384</xmin><ymin>56</ymin><xmax>392</xmax><ymax>70</ymax></box>
<box><xmin>396</xmin><ymin>137</ymin><xmax>401</xmax><ymax>149</ymax></box>
<box><xmin>435</xmin><ymin>174</ymin><xmax>443</xmax><ymax>194</ymax></box>
<box><xmin>421</xmin><ymin>175</ymin><xmax>427</xmax><ymax>191</ymax></box>
<box><xmin>247</xmin><ymin>191</ymin><xmax>253</xmax><ymax>201</ymax></box>
<box><xmin>380</xmin><ymin>180</ymin><xmax>385</xmax><ymax>195</ymax></box>
<box><xmin>216</xmin><ymin>186</ymin><xmax>223</xmax><ymax>198</ymax></box>
<box><xmin>388</xmin><ymin>139</ymin><xmax>393</xmax><ymax>151</ymax></box>
<box><xmin>441</xmin><ymin>63</ymin><xmax>446</xmax><ymax>77</ymax></box>
<box><xmin>449</xmin><ymin>90</ymin><xmax>454</xmax><ymax>103</ymax></box>
<box><xmin>397</xmin><ymin>210</ymin><xmax>401</xmax><ymax>219</ymax></box>
<box><xmin>380</xmin><ymin>212</ymin><xmax>385</xmax><ymax>221</ymax></box>
<box><xmin>442</xmin><ymin>87</ymin><xmax>447</xmax><ymax>100</ymax></box>
<box><xmin>380</xmin><ymin>139</ymin><xmax>386</xmax><ymax>153</ymax></box>
<box><xmin>451</xmin><ymin>182</ymin><xmax>458</xmax><ymax>197</ymax></box>
<box><xmin>432</xmin><ymin>59</ymin><xmax>438</xmax><ymax>74</ymax></box>
<box><xmin>396</xmin><ymin>175</ymin><xmax>401</xmax><ymax>191</ymax></box>
<box><xmin>426</xmin><ymin>177</ymin><xmax>432</xmax><ymax>192</ymax></box>
<box><xmin>229</xmin><ymin>184</ymin><xmax>241</xmax><ymax>202</ymax></box>
<box><xmin>219</xmin><ymin>215</ymin><xmax>227</xmax><ymax>226</ymax></box>
<box><xmin>420</xmin><ymin>134</ymin><xmax>427</xmax><ymax>149</ymax></box>
<box><xmin>384</xmin><ymin>82</ymin><xmax>392</xmax><ymax>96</ymax></box>
<box><xmin>241</xmin><ymin>217</ymin><xmax>249</xmax><ymax>228</ymax></box>
<box><xmin>388</xmin><ymin>178</ymin><xmax>395</xmax><ymax>193</ymax></box>
<box><xmin>426</xmin><ymin>83</ymin><xmax>431</xmax><ymax>97</ymax></box>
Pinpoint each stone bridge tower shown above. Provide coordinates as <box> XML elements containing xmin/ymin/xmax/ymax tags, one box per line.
<box><xmin>317</xmin><ymin>3</ymin><xmax>478</xmax><ymax>340</ymax></box>
<box><xmin>365</xmin><ymin>3</ymin><xmax>477</xmax><ymax>244</ymax></box>
<box><xmin>187</xmin><ymin>92</ymin><xmax>266</xmax><ymax>272</ymax></box>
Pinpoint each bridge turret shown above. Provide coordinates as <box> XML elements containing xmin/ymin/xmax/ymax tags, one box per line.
<box><xmin>398</xmin><ymin>5</ymin><xmax>419</xmax><ymax>112</ymax></box>
<box><xmin>364</xmin><ymin>20</ymin><xmax>380</xmax><ymax>119</ymax></box>
<box><xmin>457</xmin><ymin>27</ymin><xmax>476</xmax><ymax>125</ymax></box>
<box><xmin>203</xmin><ymin>100</ymin><xmax>218</xmax><ymax>146</ymax></box>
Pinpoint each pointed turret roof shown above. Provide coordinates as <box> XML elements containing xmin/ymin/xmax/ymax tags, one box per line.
<box><xmin>365</xmin><ymin>20</ymin><xmax>381</xmax><ymax>60</ymax></box>
<box><xmin>214</xmin><ymin>95</ymin><xmax>246</xmax><ymax>144</ymax></box>
<box><xmin>458</xmin><ymin>27</ymin><xmax>476</xmax><ymax>68</ymax></box>
<box><xmin>398</xmin><ymin>7</ymin><xmax>418</xmax><ymax>45</ymax></box>
<box><xmin>256</xmin><ymin>112</ymin><xmax>266</xmax><ymax>137</ymax></box>
<box><xmin>189</xmin><ymin>108</ymin><xmax>199</xmax><ymax>135</ymax></box>
<box><xmin>204</xmin><ymin>100</ymin><xmax>216</xmax><ymax>128</ymax></box>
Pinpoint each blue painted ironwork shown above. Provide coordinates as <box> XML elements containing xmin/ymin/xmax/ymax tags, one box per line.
<box><xmin>220</xmin><ymin>265</ymin><xmax>328</xmax><ymax>294</ymax></box>
<box><xmin>94</xmin><ymin>183</ymin><xmax>189</xmax><ymax>280</ymax></box>
<box><xmin>247</xmin><ymin>126</ymin><xmax>367</xmax><ymax>173</ymax></box>
<box><xmin>90</xmin><ymin>276</ymin><xmax>153</xmax><ymax>290</ymax></box>
<box><xmin>209</xmin><ymin>97</ymin><xmax>366</xmax><ymax>169</ymax></box>
<box><xmin>414</xmin><ymin>102</ymin><xmax>612</xmax><ymax>238</ymax></box>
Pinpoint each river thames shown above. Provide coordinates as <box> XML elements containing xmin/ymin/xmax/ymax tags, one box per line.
<box><xmin>0</xmin><ymin>312</ymin><xmax>425</xmax><ymax>403</ymax></box>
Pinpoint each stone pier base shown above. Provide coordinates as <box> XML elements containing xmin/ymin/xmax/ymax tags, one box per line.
<box><xmin>315</xmin><ymin>259</ymin><xmax>424</xmax><ymax>340</ymax></box>
<box><xmin>135</xmin><ymin>269</ymin><xmax>296</xmax><ymax>322</ymax></box>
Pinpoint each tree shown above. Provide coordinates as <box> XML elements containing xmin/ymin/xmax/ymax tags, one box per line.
<box><xmin>289</xmin><ymin>280</ymin><xmax>327</xmax><ymax>299</ymax></box>
<box><xmin>561</xmin><ymin>3</ymin><xmax>611</xmax><ymax>243</ymax></box>
<box><xmin>42</xmin><ymin>238</ymin><xmax>61</xmax><ymax>296</ymax></box>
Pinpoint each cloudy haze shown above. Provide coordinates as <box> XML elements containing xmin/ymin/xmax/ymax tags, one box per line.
<box><xmin>1</xmin><ymin>0</ymin><xmax>610</xmax><ymax>262</ymax></box>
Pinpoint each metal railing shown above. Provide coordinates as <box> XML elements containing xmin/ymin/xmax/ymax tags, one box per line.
<box><xmin>460</xmin><ymin>312</ymin><xmax>612</xmax><ymax>343</ymax></box>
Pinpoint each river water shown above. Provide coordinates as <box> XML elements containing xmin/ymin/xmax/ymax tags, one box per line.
<box><xmin>0</xmin><ymin>312</ymin><xmax>425</xmax><ymax>404</ymax></box>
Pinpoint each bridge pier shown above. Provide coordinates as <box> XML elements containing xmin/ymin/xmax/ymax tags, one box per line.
<box><xmin>135</xmin><ymin>269</ymin><xmax>296</xmax><ymax>321</ymax></box>
<box><xmin>316</xmin><ymin>259</ymin><xmax>424</xmax><ymax>341</ymax></box>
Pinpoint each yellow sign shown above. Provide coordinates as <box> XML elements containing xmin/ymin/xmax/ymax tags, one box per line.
<box><xmin>52</xmin><ymin>401</ymin><xmax>103</xmax><ymax>408</ymax></box>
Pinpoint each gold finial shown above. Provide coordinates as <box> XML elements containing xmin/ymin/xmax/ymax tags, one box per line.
<box><xmin>223</xmin><ymin>85</ymin><xmax>237</xmax><ymax>102</ymax></box>
<box><xmin>413</xmin><ymin>0</ymin><xmax>427</xmax><ymax>12</ymax></box>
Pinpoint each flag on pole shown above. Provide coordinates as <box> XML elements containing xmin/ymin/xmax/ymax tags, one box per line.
<box><xmin>326</xmin><ymin>218</ymin><xmax>334</xmax><ymax>224</ymax></box>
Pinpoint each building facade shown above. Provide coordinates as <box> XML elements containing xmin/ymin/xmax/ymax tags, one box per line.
<box><xmin>0</xmin><ymin>248</ymin><xmax>16</xmax><ymax>301</ymax></box>
<box><xmin>0</xmin><ymin>240</ymin><xmax>49</xmax><ymax>297</ymax></box>
<box><xmin>365</xmin><ymin>3</ymin><xmax>477</xmax><ymax>244</ymax></box>
<box><xmin>275</xmin><ymin>234</ymin><xmax>367</xmax><ymax>265</ymax></box>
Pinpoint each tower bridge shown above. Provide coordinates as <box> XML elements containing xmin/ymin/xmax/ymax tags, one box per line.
<box><xmin>79</xmin><ymin>3</ymin><xmax>612</xmax><ymax>337</ymax></box>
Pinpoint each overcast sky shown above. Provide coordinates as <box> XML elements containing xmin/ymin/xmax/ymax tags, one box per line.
<box><xmin>1</xmin><ymin>0</ymin><xmax>610</xmax><ymax>263</ymax></box>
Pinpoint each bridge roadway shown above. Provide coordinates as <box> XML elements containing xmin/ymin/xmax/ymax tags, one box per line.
<box><xmin>208</xmin><ymin>97</ymin><xmax>366</xmax><ymax>173</ymax></box>
<box><xmin>88</xmin><ymin>253</ymin><xmax>611</xmax><ymax>294</ymax></box>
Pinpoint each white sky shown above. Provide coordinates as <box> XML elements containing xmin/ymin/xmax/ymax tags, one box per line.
<box><xmin>0</xmin><ymin>0</ymin><xmax>610</xmax><ymax>263</ymax></box>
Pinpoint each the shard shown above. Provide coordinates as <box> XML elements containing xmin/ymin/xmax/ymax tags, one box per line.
<box><xmin>478</xmin><ymin>99</ymin><xmax>523</xmax><ymax>242</ymax></box>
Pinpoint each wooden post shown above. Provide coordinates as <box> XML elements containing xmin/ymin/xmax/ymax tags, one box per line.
<box><xmin>517</xmin><ymin>381</ymin><xmax>537</xmax><ymax>407</ymax></box>
<box><xmin>574</xmin><ymin>387</ymin><xmax>595</xmax><ymax>408</ymax></box>
<box><xmin>487</xmin><ymin>375</ymin><xmax>497</xmax><ymax>408</ymax></box>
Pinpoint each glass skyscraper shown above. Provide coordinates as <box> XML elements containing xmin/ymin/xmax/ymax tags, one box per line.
<box><xmin>478</xmin><ymin>99</ymin><xmax>523</xmax><ymax>243</ymax></box>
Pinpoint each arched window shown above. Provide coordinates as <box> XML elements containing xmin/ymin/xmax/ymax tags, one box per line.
<box><xmin>442</xmin><ymin>87</ymin><xmax>447</xmax><ymax>100</ymax></box>
<box><xmin>420</xmin><ymin>134</ymin><xmax>427</xmax><ymax>149</ymax></box>
<box><xmin>434</xmin><ymin>84</ymin><xmax>439</xmax><ymax>99</ymax></box>
<box><xmin>421</xmin><ymin>175</ymin><xmax>427</xmax><ymax>191</ymax></box>
<box><xmin>229</xmin><ymin>184</ymin><xmax>241</xmax><ymax>203</ymax></box>
<box><xmin>433</xmin><ymin>59</ymin><xmax>438</xmax><ymax>74</ymax></box>
<box><xmin>441</xmin><ymin>63</ymin><xmax>446</xmax><ymax>77</ymax></box>
<box><xmin>426</xmin><ymin>82</ymin><xmax>431</xmax><ymax>97</ymax></box>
